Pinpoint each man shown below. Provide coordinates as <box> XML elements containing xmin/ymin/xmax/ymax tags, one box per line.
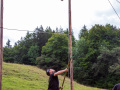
<box><xmin>46</xmin><ymin>68</ymin><xmax>68</xmax><ymax>90</ymax></box>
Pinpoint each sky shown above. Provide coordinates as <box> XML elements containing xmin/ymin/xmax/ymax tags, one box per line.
<box><xmin>3</xmin><ymin>0</ymin><xmax>120</xmax><ymax>46</ymax></box>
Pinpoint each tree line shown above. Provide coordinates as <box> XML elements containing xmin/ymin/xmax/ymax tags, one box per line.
<box><xmin>3</xmin><ymin>24</ymin><xmax>120</xmax><ymax>89</ymax></box>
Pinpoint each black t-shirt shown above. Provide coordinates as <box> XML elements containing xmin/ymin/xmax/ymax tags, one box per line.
<box><xmin>112</xmin><ymin>83</ymin><xmax>120</xmax><ymax>90</ymax></box>
<box><xmin>48</xmin><ymin>73</ymin><xmax>59</xmax><ymax>90</ymax></box>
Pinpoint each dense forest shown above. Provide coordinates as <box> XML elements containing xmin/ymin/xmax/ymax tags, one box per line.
<box><xmin>3</xmin><ymin>24</ymin><xmax>120</xmax><ymax>89</ymax></box>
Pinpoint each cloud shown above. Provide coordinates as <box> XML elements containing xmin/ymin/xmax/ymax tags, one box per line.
<box><xmin>3</xmin><ymin>30</ymin><xmax>27</xmax><ymax>46</ymax></box>
<box><xmin>94</xmin><ymin>3</ymin><xmax>120</xmax><ymax>28</ymax></box>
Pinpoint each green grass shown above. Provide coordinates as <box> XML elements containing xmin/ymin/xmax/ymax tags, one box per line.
<box><xmin>2</xmin><ymin>62</ymin><xmax>106</xmax><ymax>90</ymax></box>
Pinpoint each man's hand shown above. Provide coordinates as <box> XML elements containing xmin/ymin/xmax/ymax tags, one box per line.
<box><xmin>64</xmin><ymin>68</ymin><xmax>68</xmax><ymax>72</ymax></box>
<box><xmin>59</xmin><ymin>86</ymin><xmax>63</xmax><ymax>89</ymax></box>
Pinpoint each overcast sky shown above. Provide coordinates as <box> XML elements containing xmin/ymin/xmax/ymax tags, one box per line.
<box><xmin>3</xmin><ymin>0</ymin><xmax>120</xmax><ymax>46</ymax></box>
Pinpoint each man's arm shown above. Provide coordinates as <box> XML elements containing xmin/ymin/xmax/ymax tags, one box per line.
<box><xmin>54</xmin><ymin>68</ymin><xmax>68</xmax><ymax>76</ymax></box>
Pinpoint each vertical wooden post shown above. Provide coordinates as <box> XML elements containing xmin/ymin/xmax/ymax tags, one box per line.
<box><xmin>68</xmin><ymin>0</ymin><xmax>73</xmax><ymax>90</ymax></box>
<box><xmin>0</xmin><ymin>0</ymin><xmax>3</xmax><ymax>90</ymax></box>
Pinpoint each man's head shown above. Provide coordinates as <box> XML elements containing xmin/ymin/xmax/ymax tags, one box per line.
<box><xmin>46</xmin><ymin>69</ymin><xmax>55</xmax><ymax>76</ymax></box>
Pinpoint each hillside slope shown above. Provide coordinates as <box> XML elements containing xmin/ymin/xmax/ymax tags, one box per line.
<box><xmin>2</xmin><ymin>62</ymin><xmax>106</xmax><ymax>90</ymax></box>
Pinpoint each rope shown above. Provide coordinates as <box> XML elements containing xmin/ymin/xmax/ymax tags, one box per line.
<box><xmin>116</xmin><ymin>0</ymin><xmax>120</xmax><ymax>3</ymax></box>
<box><xmin>108</xmin><ymin>0</ymin><xmax>120</xmax><ymax>20</ymax></box>
<box><xmin>61</xmin><ymin>57</ymin><xmax>72</xmax><ymax>90</ymax></box>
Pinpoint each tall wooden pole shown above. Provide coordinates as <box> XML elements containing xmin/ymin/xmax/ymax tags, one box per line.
<box><xmin>0</xmin><ymin>0</ymin><xmax>3</xmax><ymax>90</ymax></box>
<box><xmin>68</xmin><ymin>0</ymin><xmax>73</xmax><ymax>90</ymax></box>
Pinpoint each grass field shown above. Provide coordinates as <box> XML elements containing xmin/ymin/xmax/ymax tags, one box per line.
<box><xmin>2</xmin><ymin>62</ymin><xmax>106</xmax><ymax>90</ymax></box>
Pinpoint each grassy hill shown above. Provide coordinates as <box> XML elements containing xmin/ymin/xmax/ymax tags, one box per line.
<box><xmin>2</xmin><ymin>62</ymin><xmax>106</xmax><ymax>90</ymax></box>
